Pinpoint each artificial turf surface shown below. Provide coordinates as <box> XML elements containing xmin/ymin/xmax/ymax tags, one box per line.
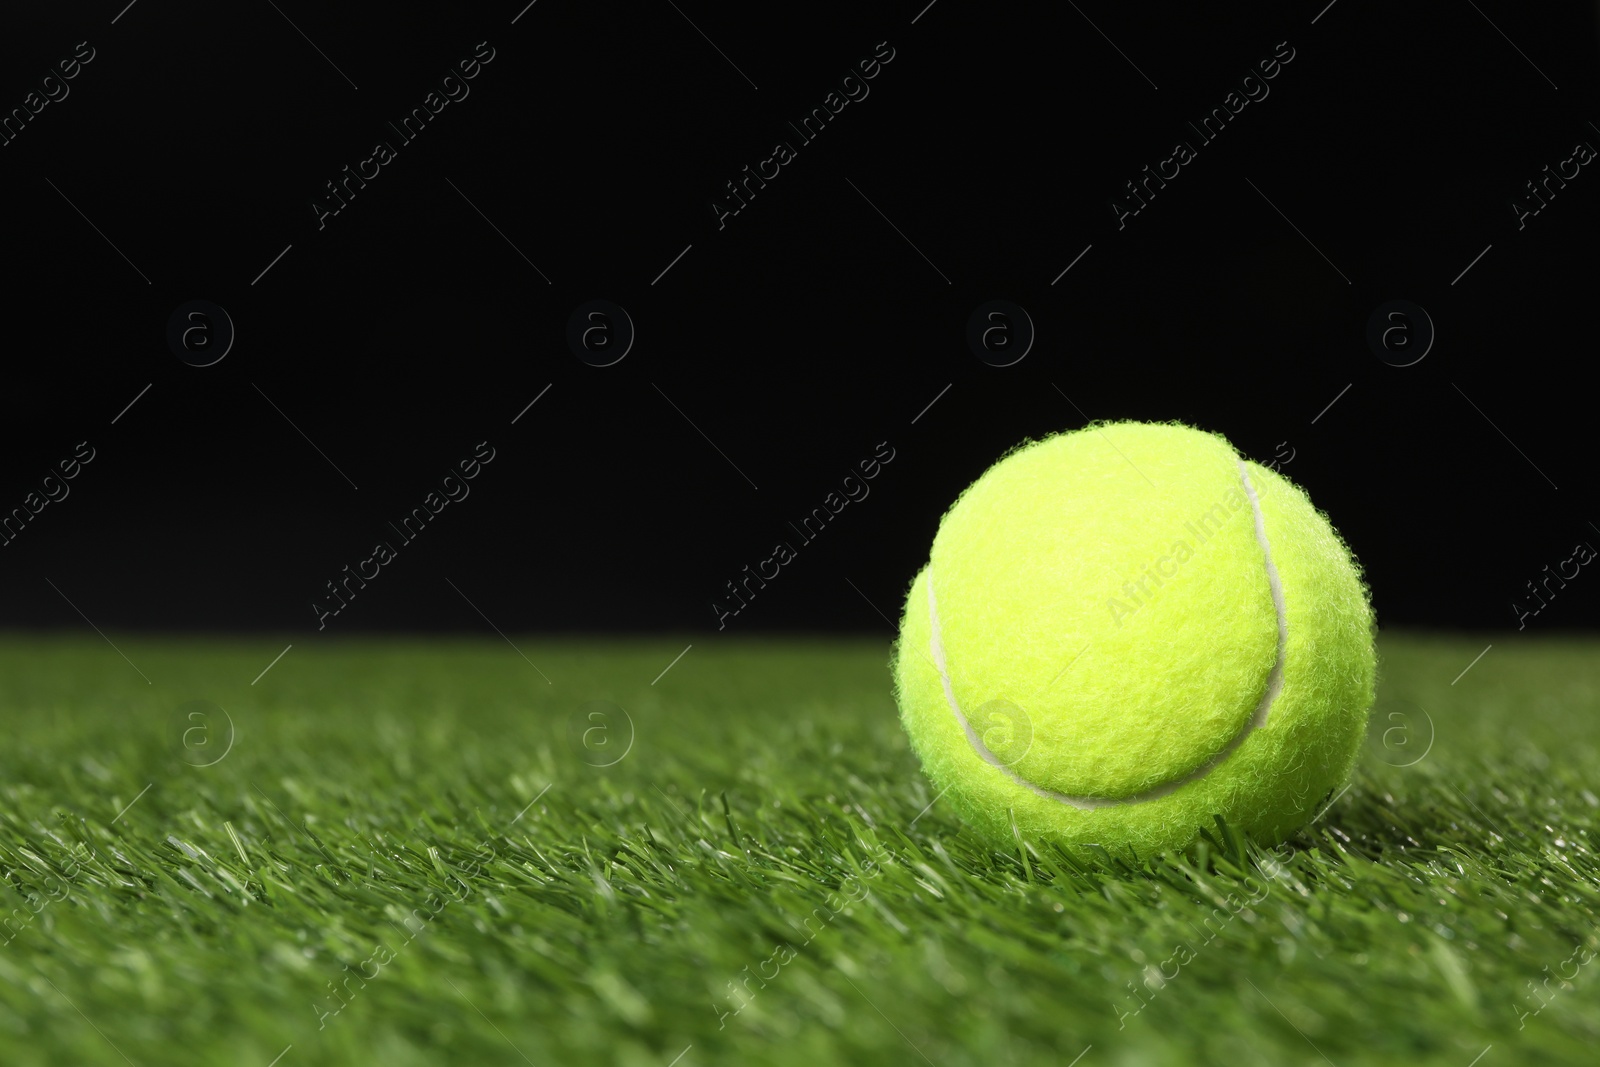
<box><xmin>0</xmin><ymin>633</ymin><xmax>1596</xmax><ymax>1066</ymax></box>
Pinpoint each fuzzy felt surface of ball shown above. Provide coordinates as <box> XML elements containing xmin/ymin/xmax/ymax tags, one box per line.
<box><xmin>892</xmin><ymin>421</ymin><xmax>1376</xmax><ymax>856</ymax></box>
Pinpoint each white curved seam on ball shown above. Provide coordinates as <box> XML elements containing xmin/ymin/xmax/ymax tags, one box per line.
<box><xmin>927</xmin><ymin>457</ymin><xmax>1289</xmax><ymax>810</ymax></box>
<box><xmin>1238</xmin><ymin>459</ymin><xmax>1288</xmax><ymax>731</ymax></box>
<box><xmin>925</xmin><ymin>578</ymin><xmax>1036</xmax><ymax>783</ymax></box>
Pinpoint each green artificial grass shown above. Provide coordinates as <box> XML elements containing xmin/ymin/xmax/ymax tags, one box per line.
<box><xmin>0</xmin><ymin>632</ymin><xmax>1596</xmax><ymax>1066</ymax></box>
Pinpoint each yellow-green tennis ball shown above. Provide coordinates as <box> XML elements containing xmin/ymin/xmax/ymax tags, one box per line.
<box><xmin>893</xmin><ymin>420</ymin><xmax>1375</xmax><ymax>856</ymax></box>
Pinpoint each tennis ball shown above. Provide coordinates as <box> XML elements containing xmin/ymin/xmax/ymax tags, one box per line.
<box><xmin>893</xmin><ymin>421</ymin><xmax>1375</xmax><ymax>856</ymax></box>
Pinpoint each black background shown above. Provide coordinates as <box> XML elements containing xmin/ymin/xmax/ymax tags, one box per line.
<box><xmin>2</xmin><ymin>1</ymin><xmax>1597</xmax><ymax>637</ymax></box>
